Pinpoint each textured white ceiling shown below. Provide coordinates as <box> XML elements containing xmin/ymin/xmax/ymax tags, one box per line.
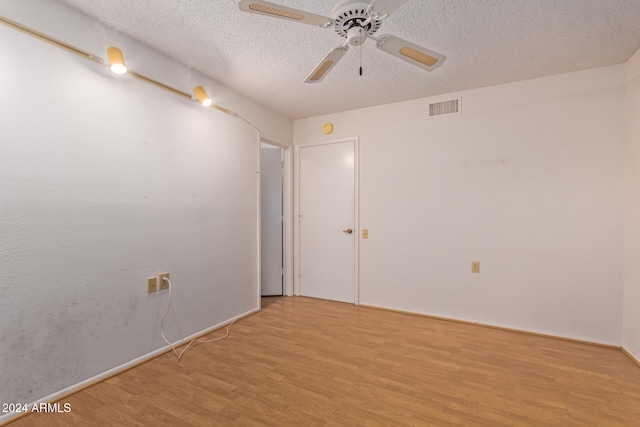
<box><xmin>56</xmin><ymin>0</ymin><xmax>640</xmax><ymax>120</ymax></box>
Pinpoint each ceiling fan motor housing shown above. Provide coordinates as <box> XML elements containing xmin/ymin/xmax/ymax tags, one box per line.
<box><xmin>331</xmin><ymin>0</ymin><xmax>382</xmax><ymax>38</ymax></box>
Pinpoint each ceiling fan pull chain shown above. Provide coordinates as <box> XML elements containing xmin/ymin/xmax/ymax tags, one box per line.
<box><xmin>359</xmin><ymin>45</ymin><xmax>363</xmax><ymax>76</ymax></box>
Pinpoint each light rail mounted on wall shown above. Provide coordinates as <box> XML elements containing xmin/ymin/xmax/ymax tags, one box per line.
<box><xmin>0</xmin><ymin>15</ymin><xmax>241</xmax><ymax>119</ymax></box>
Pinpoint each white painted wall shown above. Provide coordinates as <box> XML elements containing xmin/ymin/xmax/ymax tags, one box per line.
<box><xmin>0</xmin><ymin>0</ymin><xmax>291</xmax><ymax>418</ymax></box>
<box><xmin>623</xmin><ymin>48</ymin><xmax>640</xmax><ymax>360</ymax></box>
<box><xmin>294</xmin><ymin>66</ymin><xmax>625</xmax><ymax>345</ymax></box>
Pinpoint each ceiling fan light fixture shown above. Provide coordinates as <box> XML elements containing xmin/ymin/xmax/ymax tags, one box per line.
<box><xmin>399</xmin><ymin>46</ymin><xmax>438</xmax><ymax>67</ymax></box>
<box><xmin>193</xmin><ymin>86</ymin><xmax>212</xmax><ymax>107</ymax></box>
<box><xmin>248</xmin><ymin>3</ymin><xmax>305</xmax><ymax>20</ymax></box>
<box><xmin>310</xmin><ymin>60</ymin><xmax>334</xmax><ymax>81</ymax></box>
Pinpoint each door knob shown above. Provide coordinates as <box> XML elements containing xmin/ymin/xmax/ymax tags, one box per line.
<box><xmin>343</xmin><ymin>228</ymin><xmax>353</xmax><ymax>234</ymax></box>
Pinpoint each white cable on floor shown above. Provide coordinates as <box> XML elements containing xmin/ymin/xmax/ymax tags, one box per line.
<box><xmin>176</xmin><ymin>318</ymin><xmax>238</xmax><ymax>360</ymax></box>
<box><xmin>160</xmin><ymin>277</ymin><xmax>181</xmax><ymax>360</ymax></box>
<box><xmin>160</xmin><ymin>277</ymin><xmax>236</xmax><ymax>362</ymax></box>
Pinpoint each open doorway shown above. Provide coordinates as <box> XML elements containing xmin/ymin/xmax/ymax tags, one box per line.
<box><xmin>260</xmin><ymin>142</ymin><xmax>284</xmax><ymax>296</ymax></box>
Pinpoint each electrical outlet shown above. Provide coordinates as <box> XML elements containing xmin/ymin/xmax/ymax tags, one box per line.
<box><xmin>471</xmin><ymin>262</ymin><xmax>480</xmax><ymax>273</ymax></box>
<box><xmin>362</xmin><ymin>229</ymin><xmax>368</xmax><ymax>239</ymax></box>
<box><xmin>148</xmin><ymin>277</ymin><xmax>157</xmax><ymax>293</ymax></box>
<box><xmin>159</xmin><ymin>272</ymin><xmax>170</xmax><ymax>290</ymax></box>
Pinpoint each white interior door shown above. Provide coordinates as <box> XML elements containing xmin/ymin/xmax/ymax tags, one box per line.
<box><xmin>261</xmin><ymin>145</ymin><xmax>283</xmax><ymax>296</ymax></box>
<box><xmin>299</xmin><ymin>141</ymin><xmax>355</xmax><ymax>303</ymax></box>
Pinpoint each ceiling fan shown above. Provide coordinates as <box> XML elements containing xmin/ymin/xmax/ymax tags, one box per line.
<box><xmin>237</xmin><ymin>0</ymin><xmax>446</xmax><ymax>83</ymax></box>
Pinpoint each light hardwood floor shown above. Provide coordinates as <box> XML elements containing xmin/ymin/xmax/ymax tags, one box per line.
<box><xmin>8</xmin><ymin>296</ymin><xmax>640</xmax><ymax>426</ymax></box>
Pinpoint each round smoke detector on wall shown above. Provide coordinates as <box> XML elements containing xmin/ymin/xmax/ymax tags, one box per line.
<box><xmin>322</xmin><ymin>122</ymin><xmax>334</xmax><ymax>134</ymax></box>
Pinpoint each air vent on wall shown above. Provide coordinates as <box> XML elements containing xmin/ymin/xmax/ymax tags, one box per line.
<box><xmin>428</xmin><ymin>97</ymin><xmax>461</xmax><ymax>118</ymax></box>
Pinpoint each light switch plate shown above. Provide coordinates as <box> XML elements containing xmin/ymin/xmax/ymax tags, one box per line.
<box><xmin>471</xmin><ymin>262</ymin><xmax>480</xmax><ymax>273</ymax></box>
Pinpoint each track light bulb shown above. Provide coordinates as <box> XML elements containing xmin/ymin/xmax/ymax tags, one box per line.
<box><xmin>107</xmin><ymin>47</ymin><xmax>127</xmax><ymax>75</ymax></box>
<box><xmin>193</xmin><ymin>86</ymin><xmax>212</xmax><ymax>107</ymax></box>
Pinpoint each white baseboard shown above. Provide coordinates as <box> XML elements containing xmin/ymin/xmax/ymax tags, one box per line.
<box><xmin>622</xmin><ymin>346</ymin><xmax>640</xmax><ymax>368</ymax></box>
<box><xmin>358</xmin><ymin>303</ymin><xmax>621</xmax><ymax>348</ymax></box>
<box><xmin>0</xmin><ymin>307</ymin><xmax>259</xmax><ymax>426</ymax></box>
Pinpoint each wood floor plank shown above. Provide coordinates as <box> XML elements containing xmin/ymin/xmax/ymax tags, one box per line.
<box><xmin>6</xmin><ymin>296</ymin><xmax>640</xmax><ymax>426</ymax></box>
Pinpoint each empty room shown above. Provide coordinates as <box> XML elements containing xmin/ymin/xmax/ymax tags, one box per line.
<box><xmin>2</xmin><ymin>0</ymin><xmax>640</xmax><ymax>425</ymax></box>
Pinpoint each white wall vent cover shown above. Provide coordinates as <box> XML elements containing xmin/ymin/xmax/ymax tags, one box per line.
<box><xmin>428</xmin><ymin>97</ymin><xmax>461</xmax><ymax>119</ymax></box>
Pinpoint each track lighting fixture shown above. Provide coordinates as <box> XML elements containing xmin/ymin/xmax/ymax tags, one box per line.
<box><xmin>193</xmin><ymin>86</ymin><xmax>213</xmax><ymax>107</ymax></box>
<box><xmin>107</xmin><ymin>47</ymin><xmax>127</xmax><ymax>75</ymax></box>
<box><xmin>2</xmin><ymin>16</ymin><xmax>251</xmax><ymax>126</ymax></box>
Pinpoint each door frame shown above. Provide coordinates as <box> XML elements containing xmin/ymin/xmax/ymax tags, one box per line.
<box><xmin>257</xmin><ymin>137</ymin><xmax>294</xmax><ymax>310</ymax></box>
<box><xmin>294</xmin><ymin>137</ymin><xmax>360</xmax><ymax>305</ymax></box>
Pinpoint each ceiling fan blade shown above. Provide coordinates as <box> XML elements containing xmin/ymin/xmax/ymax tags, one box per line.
<box><xmin>238</xmin><ymin>0</ymin><xmax>330</xmax><ymax>26</ymax></box>
<box><xmin>304</xmin><ymin>44</ymin><xmax>349</xmax><ymax>83</ymax></box>
<box><xmin>375</xmin><ymin>34</ymin><xmax>446</xmax><ymax>71</ymax></box>
<box><xmin>369</xmin><ymin>0</ymin><xmax>409</xmax><ymax>17</ymax></box>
